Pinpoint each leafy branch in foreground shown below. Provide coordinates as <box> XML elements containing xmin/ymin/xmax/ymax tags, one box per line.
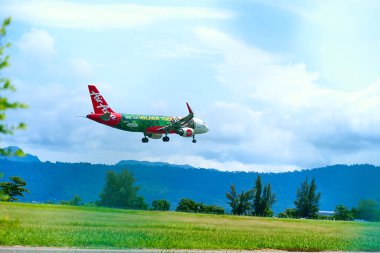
<box><xmin>0</xmin><ymin>17</ymin><xmax>28</xmax><ymax>155</ymax></box>
<box><xmin>0</xmin><ymin>17</ymin><xmax>28</xmax><ymax>202</ymax></box>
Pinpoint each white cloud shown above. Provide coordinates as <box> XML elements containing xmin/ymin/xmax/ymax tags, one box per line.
<box><xmin>195</xmin><ymin>27</ymin><xmax>380</xmax><ymax>168</ymax></box>
<box><xmin>273</xmin><ymin>1</ymin><xmax>380</xmax><ymax>90</ymax></box>
<box><xmin>4</xmin><ymin>1</ymin><xmax>232</xmax><ymax>30</ymax></box>
<box><xmin>16</xmin><ymin>28</ymin><xmax>55</xmax><ymax>60</ymax></box>
<box><xmin>156</xmin><ymin>44</ymin><xmax>218</xmax><ymax>59</ymax></box>
<box><xmin>143</xmin><ymin>155</ymin><xmax>301</xmax><ymax>173</ymax></box>
<box><xmin>69</xmin><ymin>58</ymin><xmax>94</xmax><ymax>79</ymax></box>
<box><xmin>3</xmin><ymin>36</ymin><xmax>98</xmax><ymax>156</ymax></box>
<box><xmin>13</xmin><ymin>29</ymin><xmax>95</xmax><ymax>83</ymax></box>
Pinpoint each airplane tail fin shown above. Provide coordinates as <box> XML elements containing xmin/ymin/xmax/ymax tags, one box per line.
<box><xmin>88</xmin><ymin>85</ymin><xmax>115</xmax><ymax>114</ymax></box>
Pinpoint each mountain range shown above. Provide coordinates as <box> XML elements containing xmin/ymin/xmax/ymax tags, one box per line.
<box><xmin>0</xmin><ymin>147</ymin><xmax>379</xmax><ymax>213</ymax></box>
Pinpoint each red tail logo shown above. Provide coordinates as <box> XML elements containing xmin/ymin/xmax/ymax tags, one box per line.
<box><xmin>88</xmin><ymin>85</ymin><xmax>114</xmax><ymax>114</ymax></box>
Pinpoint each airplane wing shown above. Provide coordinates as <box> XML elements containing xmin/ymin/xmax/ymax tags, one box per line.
<box><xmin>156</xmin><ymin>102</ymin><xmax>194</xmax><ymax>132</ymax></box>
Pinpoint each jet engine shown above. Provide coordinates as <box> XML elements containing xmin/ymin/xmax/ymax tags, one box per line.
<box><xmin>177</xmin><ymin>127</ymin><xmax>194</xmax><ymax>137</ymax></box>
<box><xmin>147</xmin><ymin>133</ymin><xmax>162</xmax><ymax>139</ymax></box>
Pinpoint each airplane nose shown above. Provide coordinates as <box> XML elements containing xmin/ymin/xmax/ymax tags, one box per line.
<box><xmin>204</xmin><ymin>124</ymin><xmax>209</xmax><ymax>133</ymax></box>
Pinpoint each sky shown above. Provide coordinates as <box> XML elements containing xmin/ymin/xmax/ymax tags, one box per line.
<box><xmin>1</xmin><ymin>0</ymin><xmax>380</xmax><ymax>172</ymax></box>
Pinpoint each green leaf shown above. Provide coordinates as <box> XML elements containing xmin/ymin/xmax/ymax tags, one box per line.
<box><xmin>17</xmin><ymin>122</ymin><xmax>26</xmax><ymax>130</ymax></box>
<box><xmin>14</xmin><ymin>148</ymin><xmax>25</xmax><ymax>157</ymax></box>
<box><xmin>3</xmin><ymin>17</ymin><xmax>11</xmax><ymax>26</ymax></box>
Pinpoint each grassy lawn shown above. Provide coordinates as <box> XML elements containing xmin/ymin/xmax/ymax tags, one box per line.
<box><xmin>0</xmin><ymin>202</ymin><xmax>379</xmax><ymax>251</ymax></box>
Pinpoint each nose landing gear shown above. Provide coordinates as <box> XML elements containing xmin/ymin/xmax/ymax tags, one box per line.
<box><xmin>162</xmin><ymin>134</ymin><xmax>170</xmax><ymax>142</ymax></box>
<box><xmin>192</xmin><ymin>135</ymin><xmax>197</xmax><ymax>143</ymax></box>
<box><xmin>142</xmin><ymin>136</ymin><xmax>149</xmax><ymax>143</ymax></box>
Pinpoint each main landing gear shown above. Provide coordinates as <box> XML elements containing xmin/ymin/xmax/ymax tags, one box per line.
<box><xmin>142</xmin><ymin>134</ymin><xmax>198</xmax><ymax>143</ymax></box>
<box><xmin>162</xmin><ymin>131</ymin><xmax>170</xmax><ymax>142</ymax></box>
<box><xmin>142</xmin><ymin>137</ymin><xmax>149</xmax><ymax>143</ymax></box>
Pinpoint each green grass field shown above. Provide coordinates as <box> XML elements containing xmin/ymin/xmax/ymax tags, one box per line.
<box><xmin>0</xmin><ymin>202</ymin><xmax>379</xmax><ymax>251</ymax></box>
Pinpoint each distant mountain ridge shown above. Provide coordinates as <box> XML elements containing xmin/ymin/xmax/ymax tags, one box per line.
<box><xmin>117</xmin><ymin>160</ymin><xmax>196</xmax><ymax>170</ymax></box>
<box><xmin>0</xmin><ymin>146</ymin><xmax>40</xmax><ymax>163</ymax></box>
<box><xmin>0</xmin><ymin>147</ymin><xmax>379</xmax><ymax>213</ymax></box>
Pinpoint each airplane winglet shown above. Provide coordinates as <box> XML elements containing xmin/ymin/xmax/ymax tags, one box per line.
<box><xmin>186</xmin><ymin>102</ymin><xmax>193</xmax><ymax>115</ymax></box>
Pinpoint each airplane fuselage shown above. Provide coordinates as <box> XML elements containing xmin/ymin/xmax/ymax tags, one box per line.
<box><xmin>88</xmin><ymin>113</ymin><xmax>208</xmax><ymax>134</ymax></box>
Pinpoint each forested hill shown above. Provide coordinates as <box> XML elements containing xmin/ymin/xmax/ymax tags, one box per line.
<box><xmin>0</xmin><ymin>156</ymin><xmax>379</xmax><ymax>213</ymax></box>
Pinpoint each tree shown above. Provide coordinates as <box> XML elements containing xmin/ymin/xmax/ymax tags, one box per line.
<box><xmin>151</xmin><ymin>199</ymin><xmax>170</xmax><ymax>211</ymax></box>
<box><xmin>176</xmin><ymin>198</ymin><xmax>225</xmax><ymax>214</ymax></box>
<box><xmin>252</xmin><ymin>175</ymin><xmax>263</xmax><ymax>215</ymax></box>
<box><xmin>226</xmin><ymin>184</ymin><xmax>252</xmax><ymax>215</ymax></box>
<box><xmin>60</xmin><ymin>195</ymin><xmax>82</xmax><ymax>206</ymax></box>
<box><xmin>70</xmin><ymin>195</ymin><xmax>82</xmax><ymax>206</ymax></box>
<box><xmin>226</xmin><ymin>184</ymin><xmax>239</xmax><ymax>214</ymax></box>
<box><xmin>294</xmin><ymin>177</ymin><xmax>321</xmax><ymax>219</ymax></box>
<box><xmin>333</xmin><ymin>205</ymin><xmax>354</xmax><ymax>221</ymax></box>
<box><xmin>199</xmin><ymin>204</ymin><xmax>225</xmax><ymax>214</ymax></box>
<box><xmin>0</xmin><ymin>173</ymin><xmax>8</xmax><ymax>201</ymax></box>
<box><xmin>0</xmin><ymin>176</ymin><xmax>29</xmax><ymax>202</ymax></box>
<box><xmin>261</xmin><ymin>184</ymin><xmax>276</xmax><ymax>217</ymax></box>
<box><xmin>355</xmin><ymin>199</ymin><xmax>380</xmax><ymax>222</ymax></box>
<box><xmin>251</xmin><ymin>176</ymin><xmax>276</xmax><ymax>217</ymax></box>
<box><xmin>294</xmin><ymin>178</ymin><xmax>309</xmax><ymax>217</ymax></box>
<box><xmin>278</xmin><ymin>208</ymin><xmax>298</xmax><ymax>218</ymax></box>
<box><xmin>176</xmin><ymin>198</ymin><xmax>198</xmax><ymax>212</ymax></box>
<box><xmin>97</xmin><ymin>169</ymin><xmax>148</xmax><ymax>210</ymax></box>
<box><xmin>307</xmin><ymin>178</ymin><xmax>320</xmax><ymax>218</ymax></box>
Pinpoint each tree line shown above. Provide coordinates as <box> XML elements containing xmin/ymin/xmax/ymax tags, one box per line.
<box><xmin>89</xmin><ymin>169</ymin><xmax>380</xmax><ymax>221</ymax></box>
<box><xmin>95</xmin><ymin>169</ymin><xmax>224</xmax><ymax>213</ymax></box>
<box><xmin>225</xmin><ymin>176</ymin><xmax>322</xmax><ymax>219</ymax></box>
<box><xmin>1</xmin><ymin>167</ymin><xmax>380</xmax><ymax>221</ymax></box>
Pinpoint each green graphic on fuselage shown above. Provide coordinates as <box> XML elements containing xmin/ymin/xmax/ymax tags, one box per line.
<box><xmin>116</xmin><ymin>114</ymin><xmax>175</xmax><ymax>132</ymax></box>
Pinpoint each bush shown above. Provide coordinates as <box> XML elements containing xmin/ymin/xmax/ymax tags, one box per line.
<box><xmin>199</xmin><ymin>204</ymin><xmax>225</xmax><ymax>214</ymax></box>
<box><xmin>278</xmin><ymin>208</ymin><xmax>298</xmax><ymax>218</ymax></box>
<box><xmin>151</xmin><ymin>199</ymin><xmax>170</xmax><ymax>211</ymax></box>
<box><xmin>333</xmin><ymin>205</ymin><xmax>354</xmax><ymax>221</ymax></box>
<box><xmin>176</xmin><ymin>198</ymin><xmax>224</xmax><ymax>214</ymax></box>
<box><xmin>60</xmin><ymin>195</ymin><xmax>82</xmax><ymax>206</ymax></box>
<box><xmin>355</xmin><ymin>199</ymin><xmax>380</xmax><ymax>222</ymax></box>
<box><xmin>176</xmin><ymin>198</ymin><xmax>198</xmax><ymax>212</ymax></box>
